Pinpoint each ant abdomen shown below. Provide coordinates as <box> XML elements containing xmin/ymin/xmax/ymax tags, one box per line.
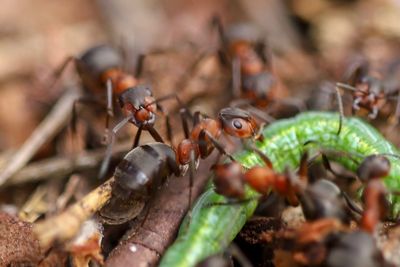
<box><xmin>98</xmin><ymin>143</ymin><xmax>180</xmax><ymax>225</ymax></box>
<box><xmin>76</xmin><ymin>44</ymin><xmax>123</xmax><ymax>92</ymax></box>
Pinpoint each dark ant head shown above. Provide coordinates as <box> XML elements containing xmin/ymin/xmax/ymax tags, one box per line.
<box><xmin>356</xmin><ymin>155</ymin><xmax>390</xmax><ymax>182</ymax></box>
<box><xmin>212</xmin><ymin>162</ymin><xmax>245</xmax><ymax>199</ymax></box>
<box><xmin>244</xmin><ymin>166</ymin><xmax>275</xmax><ymax>195</ymax></box>
<box><xmin>218</xmin><ymin>108</ymin><xmax>258</xmax><ymax>138</ymax></box>
<box><xmin>78</xmin><ymin>44</ymin><xmax>123</xmax><ymax>80</ymax></box>
<box><xmin>118</xmin><ymin>85</ymin><xmax>157</xmax><ymax>125</ymax></box>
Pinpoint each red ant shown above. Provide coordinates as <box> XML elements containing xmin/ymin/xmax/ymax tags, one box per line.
<box><xmin>336</xmin><ymin>60</ymin><xmax>400</xmax><ymax>121</ymax></box>
<box><xmin>176</xmin><ymin>107</ymin><xmax>263</xmax><ymax>208</ymax></box>
<box><xmin>211</xmin><ymin>17</ymin><xmax>290</xmax><ymax>110</ymax></box>
<box><xmin>213</xmin><ymin>147</ymin><xmax>359</xmax><ymax>224</ymax></box>
<box><xmin>49</xmin><ymin>44</ymin><xmax>184</xmax><ymax>178</ymax></box>
<box><xmin>212</xmin><ymin>148</ymin><xmax>308</xmax><ymax>207</ymax></box>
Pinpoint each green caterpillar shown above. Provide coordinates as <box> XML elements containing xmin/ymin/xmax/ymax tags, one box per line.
<box><xmin>159</xmin><ymin>111</ymin><xmax>400</xmax><ymax>267</ymax></box>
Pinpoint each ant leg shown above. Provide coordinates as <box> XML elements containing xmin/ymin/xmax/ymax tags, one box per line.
<box><xmin>98</xmin><ymin>115</ymin><xmax>132</xmax><ymax>179</ymax></box>
<box><xmin>103</xmin><ymin>79</ymin><xmax>114</xmax><ymax>143</ymax></box>
<box><xmin>394</xmin><ymin>91</ymin><xmax>400</xmax><ymax>125</ymax></box>
<box><xmin>156</xmin><ymin>104</ymin><xmax>173</xmax><ymax>146</ymax></box>
<box><xmin>342</xmin><ymin>191</ymin><xmax>363</xmax><ymax>215</ymax></box>
<box><xmin>211</xmin><ymin>14</ymin><xmax>227</xmax><ymax>46</ymax></box>
<box><xmin>135</xmin><ymin>53</ymin><xmax>146</xmax><ymax>78</ymax></box>
<box><xmin>186</xmin><ymin>149</ymin><xmax>197</xmax><ymax>223</ymax></box>
<box><xmin>200</xmin><ymin>130</ymin><xmax>235</xmax><ymax>162</ymax></box>
<box><xmin>334</xmin><ymin>85</ymin><xmax>345</xmax><ymax>135</ymax></box>
<box><xmin>48</xmin><ymin>56</ymin><xmax>76</xmax><ymax>90</ymax></box>
<box><xmin>193</xmin><ymin>110</ymin><xmax>208</xmax><ymax>126</ymax></box>
<box><xmin>232</xmin><ymin>57</ymin><xmax>241</xmax><ymax>98</ymax></box>
<box><xmin>71</xmin><ymin>96</ymin><xmax>104</xmax><ymax>134</ymax></box>
<box><xmin>298</xmin><ymin>151</ymin><xmax>309</xmax><ymax>183</ymax></box>
<box><xmin>248</xmin><ymin>145</ymin><xmax>273</xmax><ymax>169</ymax></box>
<box><xmin>132</xmin><ymin>125</ymin><xmax>143</xmax><ymax>149</ymax></box>
<box><xmin>180</xmin><ymin>108</ymin><xmax>191</xmax><ymax>139</ymax></box>
<box><xmin>255</xmin><ymin>40</ymin><xmax>271</xmax><ymax>66</ymax></box>
<box><xmin>368</xmin><ymin>106</ymin><xmax>379</xmax><ymax>119</ymax></box>
<box><xmin>147</xmin><ymin>125</ymin><xmax>165</xmax><ymax>144</ymax></box>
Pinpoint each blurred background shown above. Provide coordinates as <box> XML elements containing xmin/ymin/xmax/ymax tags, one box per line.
<box><xmin>2</xmin><ymin>0</ymin><xmax>400</xmax><ymax>151</ymax></box>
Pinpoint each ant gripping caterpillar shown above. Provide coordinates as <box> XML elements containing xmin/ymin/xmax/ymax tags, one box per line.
<box><xmin>159</xmin><ymin>111</ymin><xmax>400</xmax><ymax>267</ymax></box>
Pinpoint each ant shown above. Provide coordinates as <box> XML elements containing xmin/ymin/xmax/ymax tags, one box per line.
<box><xmin>213</xmin><ymin>147</ymin><xmax>359</xmax><ymax>224</ymax></box>
<box><xmin>211</xmin><ymin>17</ymin><xmax>294</xmax><ymax>112</ymax></box>
<box><xmin>176</xmin><ymin>106</ymin><xmax>263</xmax><ymax>209</ymax></box>
<box><xmin>336</xmin><ymin>60</ymin><xmax>400</xmax><ymax>121</ymax></box>
<box><xmin>212</xmin><ymin>148</ymin><xmax>308</xmax><ymax>207</ymax></box>
<box><xmin>49</xmin><ymin>44</ymin><xmax>185</xmax><ymax>178</ymax></box>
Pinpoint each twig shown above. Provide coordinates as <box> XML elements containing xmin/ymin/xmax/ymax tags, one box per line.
<box><xmin>5</xmin><ymin>141</ymin><xmax>131</xmax><ymax>187</ymax></box>
<box><xmin>105</xmin><ymin>155</ymin><xmax>216</xmax><ymax>267</ymax></box>
<box><xmin>0</xmin><ymin>88</ymin><xmax>81</xmax><ymax>187</ymax></box>
<box><xmin>33</xmin><ymin>177</ymin><xmax>114</xmax><ymax>250</ymax></box>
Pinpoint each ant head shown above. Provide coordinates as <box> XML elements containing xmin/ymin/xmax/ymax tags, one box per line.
<box><xmin>212</xmin><ymin>162</ymin><xmax>245</xmax><ymax>199</ymax></box>
<box><xmin>218</xmin><ymin>108</ymin><xmax>258</xmax><ymax>138</ymax></box>
<box><xmin>119</xmin><ymin>85</ymin><xmax>157</xmax><ymax>124</ymax></box>
<box><xmin>356</xmin><ymin>155</ymin><xmax>390</xmax><ymax>182</ymax></box>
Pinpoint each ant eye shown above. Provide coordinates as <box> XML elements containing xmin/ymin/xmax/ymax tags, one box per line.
<box><xmin>233</xmin><ymin>120</ymin><xmax>242</xmax><ymax>129</ymax></box>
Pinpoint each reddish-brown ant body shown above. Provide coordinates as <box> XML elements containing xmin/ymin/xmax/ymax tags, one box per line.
<box><xmin>356</xmin><ymin>154</ymin><xmax>391</xmax><ymax>233</ymax></box>
<box><xmin>213</xmin><ymin>150</ymin><xmax>355</xmax><ymax>223</ymax></box>
<box><xmin>212</xmin><ymin>149</ymin><xmax>308</xmax><ymax>207</ymax></box>
<box><xmin>212</xmin><ymin>17</ymin><xmax>288</xmax><ymax>108</ymax></box>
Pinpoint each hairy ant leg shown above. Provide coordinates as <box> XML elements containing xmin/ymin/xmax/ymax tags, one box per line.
<box><xmin>132</xmin><ymin>125</ymin><xmax>143</xmax><ymax>149</ymax></box>
<box><xmin>47</xmin><ymin>56</ymin><xmax>76</xmax><ymax>90</ymax></box>
<box><xmin>71</xmin><ymin>96</ymin><xmax>104</xmax><ymax>134</ymax></box>
<box><xmin>334</xmin><ymin>85</ymin><xmax>345</xmax><ymax>135</ymax></box>
<box><xmin>98</xmin><ymin>115</ymin><xmax>133</xmax><ymax>179</ymax></box>
<box><xmin>199</xmin><ymin>130</ymin><xmax>235</xmax><ymax>162</ymax></box>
